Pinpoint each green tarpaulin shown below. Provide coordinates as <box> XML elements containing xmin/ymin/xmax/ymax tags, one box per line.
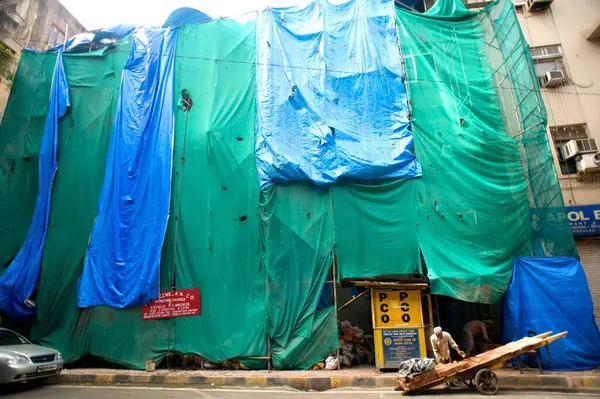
<box><xmin>397</xmin><ymin>0</ymin><xmax>531</xmax><ymax>303</ymax></box>
<box><xmin>333</xmin><ymin>179</ymin><xmax>420</xmax><ymax>281</ymax></box>
<box><xmin>0</xmin><ymin>51</ymin><xmax>56</xmax><ymax>270</ymax></box>
<box><xmin>167</xmin><ymin>19</ymin><xmax>267</xmax><ymax>362</ymax></box>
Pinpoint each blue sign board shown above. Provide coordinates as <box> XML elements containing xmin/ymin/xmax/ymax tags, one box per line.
<box><xmin>566</xmin><ymin>205</ymin><xmax>600</xmax><ymax>236</ymax></box>
<box><xmin>531</xmin><ymin>205</ymin><xmax>600</xmax><ymax>237</ymax></box>
<box><xmin>381</xmin><ymin>328</ymin><xmax>421</xmax><ymax>367</ymax></box>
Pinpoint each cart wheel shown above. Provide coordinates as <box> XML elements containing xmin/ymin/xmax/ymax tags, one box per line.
<box><xmin>475</xmin><ymin>369</ymin><xmax>499</xmax><ymax>395</ymax></box>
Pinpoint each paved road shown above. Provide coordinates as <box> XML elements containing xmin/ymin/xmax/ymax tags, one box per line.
<box><xmin>2</xmin><ymin>385</ymin><xmax>599</xmax><ymax>398</ymax></box>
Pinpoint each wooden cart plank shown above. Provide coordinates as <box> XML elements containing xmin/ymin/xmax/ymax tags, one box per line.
<box><xmin>397</xmin><ymin>331</ymin><xmax>568</xmax><ymax>394</ymax></box>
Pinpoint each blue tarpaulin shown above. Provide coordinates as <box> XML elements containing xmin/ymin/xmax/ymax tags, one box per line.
<box><xmin>255</xmin><ymin>0</ymin><xmax>421</xmax><ymax>188</ymax></box>
<box><xmin>77</xmin><ymin>28</ymin><xmax>177</xmax><ymax>309</ymax></box>
<box><xmin>503</xmin><ymin>257</ymin><xmax>600</xmax><ymax>371</ymax></box>
<box><xmin>49</xmin><ymin>25</ymin><xmax>137</xmax><ymax>53</ymax></box>
<box><xmin>0</xmin><ymin>52</ymin><xmax>69</xmax><ymax>318</ymax></box>
<box><xmin>163</xmin><ymin>7</ymin><xmax>211</xmax><ymax>28</ymax></box>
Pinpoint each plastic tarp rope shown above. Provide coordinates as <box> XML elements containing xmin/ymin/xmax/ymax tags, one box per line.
<box><xmin>0</xmin><ymin>52</ymin><xmax>69</xmax><ymax>318</ymax></box>
<box><xmin>396</xmin><ymin>1</ymin><xmax>531</xmax><ymax>303</ymax></box>
<box><xmin>255</xmin><ymin>0</ymin><xmax>421</xmax><ymax>188</ymax></box>
<box><xmin>503</xmin><ymin>257</ymin><xmax>600</xmax><ymax>371</ymax></box>
<box><xmin>78</xmin><ymin>28</ymin><xmax>177</xmax><ymax>309</ymax></box>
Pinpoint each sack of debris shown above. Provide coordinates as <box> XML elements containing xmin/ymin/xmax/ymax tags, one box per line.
<box><xmin>397</xmin><ymin>358</ymin><xmax>436</xmax><ymax>379</ymax></box>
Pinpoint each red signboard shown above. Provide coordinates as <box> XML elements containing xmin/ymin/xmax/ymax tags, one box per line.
<box><xmin>142</xmin><ymin>288</ymin><xmax>201</xmax><ymax>320</ymax></box>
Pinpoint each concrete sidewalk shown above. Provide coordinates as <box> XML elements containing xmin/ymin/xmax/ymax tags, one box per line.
<box><xmin>58</xmin><ymin>367</ymin><xmax>600</xmax><ymax>391</ymax></box>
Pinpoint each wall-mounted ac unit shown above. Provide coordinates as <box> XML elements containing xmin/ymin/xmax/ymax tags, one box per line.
<box><xmin>576</xmin><ymin>153</ymin><xmax>600</xmax><ymax>174</ymax></box>
<box><xmin>560</xmin><ymin>138</ymin><xmax>599</xmax><ymax>160</ymax></box>
<box><xmin>513</xmin><ymin>0</ymin><xmax>526</xmax><ymax>6</ymax></box>
<box><xmin>541</xmin><ymin>70</ymin><xmax>565</xmax><ymax>87</ymax></box>
<box><xmin>526</xmin><ymin>0</ymin><xmax>553</xmax><ymax>12</ymax></box>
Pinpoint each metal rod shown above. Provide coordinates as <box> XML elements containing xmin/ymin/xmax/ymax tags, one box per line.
<box><xmin>267</xmin><ymin>335</ymin><xmax>272</xmax><ymax>372</ymax></box>
<box><xmin>332</xmin><ymin>249</ymin><xmax>340</xmax><ymax>370</ymax></box>
<box><xmin>238</xmin><ymin>356</ymin><xmax>270</xmax><ymax>360</ymax></box>
<box><xmin>63</xmin><ymin>24</ymin><xmax>68</xmax><ymax>48</ymax></box>
<box><xmin>433</xmin><ymin>295</ymin><xmax>441</xmax><ymax>327</ymax></box>
<box><xmin>337</xmin><ymin>288</ymin><xmax>368</xmax><ymax>312</ymax></box>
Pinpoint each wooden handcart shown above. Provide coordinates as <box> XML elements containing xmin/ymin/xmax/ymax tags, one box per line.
<box><xmin>396</xmin><ymin>331</ymin><xmax>567</xmax><ymax>395</ymax></box>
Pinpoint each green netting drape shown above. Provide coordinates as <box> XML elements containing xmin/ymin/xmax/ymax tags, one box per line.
<box><xmin>485</xmin><ymin>0</ymin><xmax>576</xmax><ymax>257</ymax></box>
<box><xmin>167</xmin><ymin>19</ymin><xmax>267</xmax><ymax>362</ymax></box>
<box><xmin>333</xmin><ymin>179</ymin><xmax>420</xmax><ymax>281</ymax></box>
<box><xmin>259</xmin><ymin>183</ymin><xmax>338</xmax><ymax>369</ymax></box>
<box><xmin>271</xmin><ymin>306</ymin><xmax>339</xmax><ymax>370</ymax></box>
<box><xmin>396</xmin><ymin>2</ymin><xmax>532</xmax><ymax>303</ymax></box>
<box><xmin>0</xmin><ymin>52</ymin><xmax>56</xmax><ymax>270</ymax></box>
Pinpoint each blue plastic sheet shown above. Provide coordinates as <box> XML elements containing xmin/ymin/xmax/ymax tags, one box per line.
<box><xmin>163</xmin><ymin>8</ymin><xmax>211</xmax><ymax>28</ymax></box>
<box><xmin>0</xmin><ymin>53</ymin><xmax>69</xmax><ymax>318</ymax></box>
<box><xmin>255</xmin><ymin>0</ymin><xmax>421</xmax><ymax>188</ymax></box>
<box><xmin>49</xmin><ymin>25</ymin><xmax>137</xmax><ymax>53</ymax></box>
<box><xmin>77</xmin><ymin>28</ymin><xmax>177</xmax><ymax>309</ymax></box>
<box><xmin>503</xmin><ymin>257</ymin><xmax>600</xmax><ymax>371</ymax></box>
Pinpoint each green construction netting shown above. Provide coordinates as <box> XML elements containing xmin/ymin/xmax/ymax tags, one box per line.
<box><xmin>483</xmin><ymin>0</ymin><xmax>576</xmax><ymax>257</ymax></box>
<box><xmin>271</xmin><ymin>306</ymin><xmax>339</xmax><ymax>370</ymax></box>
<box><xmin>397</xmin><ymin>1</ymin><xmax>531</xmax><ymax>303</ymax></box>
<box><xmin>0</xmin><ymin>0</ymin><xmax>578</xmax><ymax>370</ymax></box>
<box><xmin>0</xmin><ymin>51</ymin><xmax>56</xmax><ymax>269</ymax></box>
<box><xmin>166</xmin><ymin>18</ymin><xmax>267</xmax><ymax>362</ymax></box>
<box><xmin>394</xmin><ymin>0</ymin><xmax>576</xmax><ymax>303</ymax></box>
<box><xmin>332</xmin><ymin>179</ymin><xmax>420</xmax><ymax>281</ymax></box>
<box><xmin>259</xmin><ymin>183</ymin><xmax>338</xmax><ymax>369</ymax></box>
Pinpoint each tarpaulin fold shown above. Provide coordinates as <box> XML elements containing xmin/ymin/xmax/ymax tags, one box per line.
<box><xmin>271</xmin><ymin>306</ymin><xmax>339</xmax><ymax>370</ymax></box>
<box><xmin>259</xmin><ymin>183</ymin><xmax>334</xmax><ymax>348</ymax></box>
<box><xmin>503</xmin><ymin>257</ymin><xmax>600</xmax><ymax>371</ymax></box>
<box><xmin>0</xmin><ymin>52</ymin><xmax>69</xmax><ymax>318</ymax></box>
<box><xmin>78</xmin><ymin>28</ymin><xmax>177</xmax><ymax>309</ymax></box>
<box><xmin>255</xmin><ymin>0</ymin><xmax>421</xmax><ymax>188</ymax></box>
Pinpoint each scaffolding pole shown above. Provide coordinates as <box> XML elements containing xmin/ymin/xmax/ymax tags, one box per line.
<box><xmin>332</xmin><ymin>249</ymin><xmax>340</xmax><ymax>370</ymax></box>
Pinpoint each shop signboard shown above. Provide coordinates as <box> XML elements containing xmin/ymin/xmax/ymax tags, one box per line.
<box><xmin>142</xmin><ymin>288</ymin><xmax>201</xmax><ymax>320</ymax></box>
<box><xmin>566</xmin><ymin>205</ymin><xmax>600</xmax><ymax>236</ymax></box>
<box><xmin>530</xmin><ymin>205</ymin><xmax>600</xmax><ymax>237</ymax></box>
<box><xmin>380</xmin><ymin>328</ymin><xmax>421</xmax><ymax>367</ymax></box>
<box><xmin>372</xmin><ymin>288</ymin><xmax>427</xmax><ymax>369</ymax></box>
<box><xmin>372</xmin><ymin>289</ymin><xmax>423</xmax><ymax>328</ymax></box>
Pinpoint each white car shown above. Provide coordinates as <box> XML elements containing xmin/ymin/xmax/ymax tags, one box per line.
<box><xmin>0</xmin><ymin>327</ymin><xmax>63</xmax><ymax>384</ymax></box>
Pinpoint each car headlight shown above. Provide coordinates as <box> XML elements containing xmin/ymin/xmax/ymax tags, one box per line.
<box><xmin>55</xmin><ymin>352</ymin><xmax>62</xmax><ymax>360</ymax></box>
<box><xmin>7</xmin><ymin>355</ymin><xmax>29</xmax><ymax>365</ymax></box>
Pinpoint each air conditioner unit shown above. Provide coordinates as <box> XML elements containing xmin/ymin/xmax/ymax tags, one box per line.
<box><xmin>541</xmin><ymin>70</ymin><xmax>565</xmax><ymax>87</ymax></box>
<box><xmin>525</xmin><ymin>0</ymin><xmax>553</xmax><ymax>12</ymax></box>
<box><xmin>513</xmin><ymin>0</ymin><xmax>526</xmax><ymax>6</ymax></box>
<box><xmin>576</xmin><ymin>153</ymin><xmax>600</xmax><ymax>174</ymax></box>
<box><xmin>560</xmin><ymin>138</ymin><xmax>599</xmax><ymax>160</ymax></box>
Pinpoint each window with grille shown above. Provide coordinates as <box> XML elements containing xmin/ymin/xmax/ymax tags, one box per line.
<box><xmin>551</xmin><ymin>124</ymin><xmax>590</xmax><ymax>175</ymax></box>
<box><xmin>531</xmin><ymin>45</ymin><xmax>567</xmax><ymax>86</ymax></box>
<box><xmin>47</xmin><ymin>24</ymin><xmax>64</xmax><ymax>49</ymax></box>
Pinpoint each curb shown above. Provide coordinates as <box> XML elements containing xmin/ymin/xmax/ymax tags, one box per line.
<box><xmin>57</xmin><ymin>372</ymin><xmax>600</xmax><ymax>391</ymax></box>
